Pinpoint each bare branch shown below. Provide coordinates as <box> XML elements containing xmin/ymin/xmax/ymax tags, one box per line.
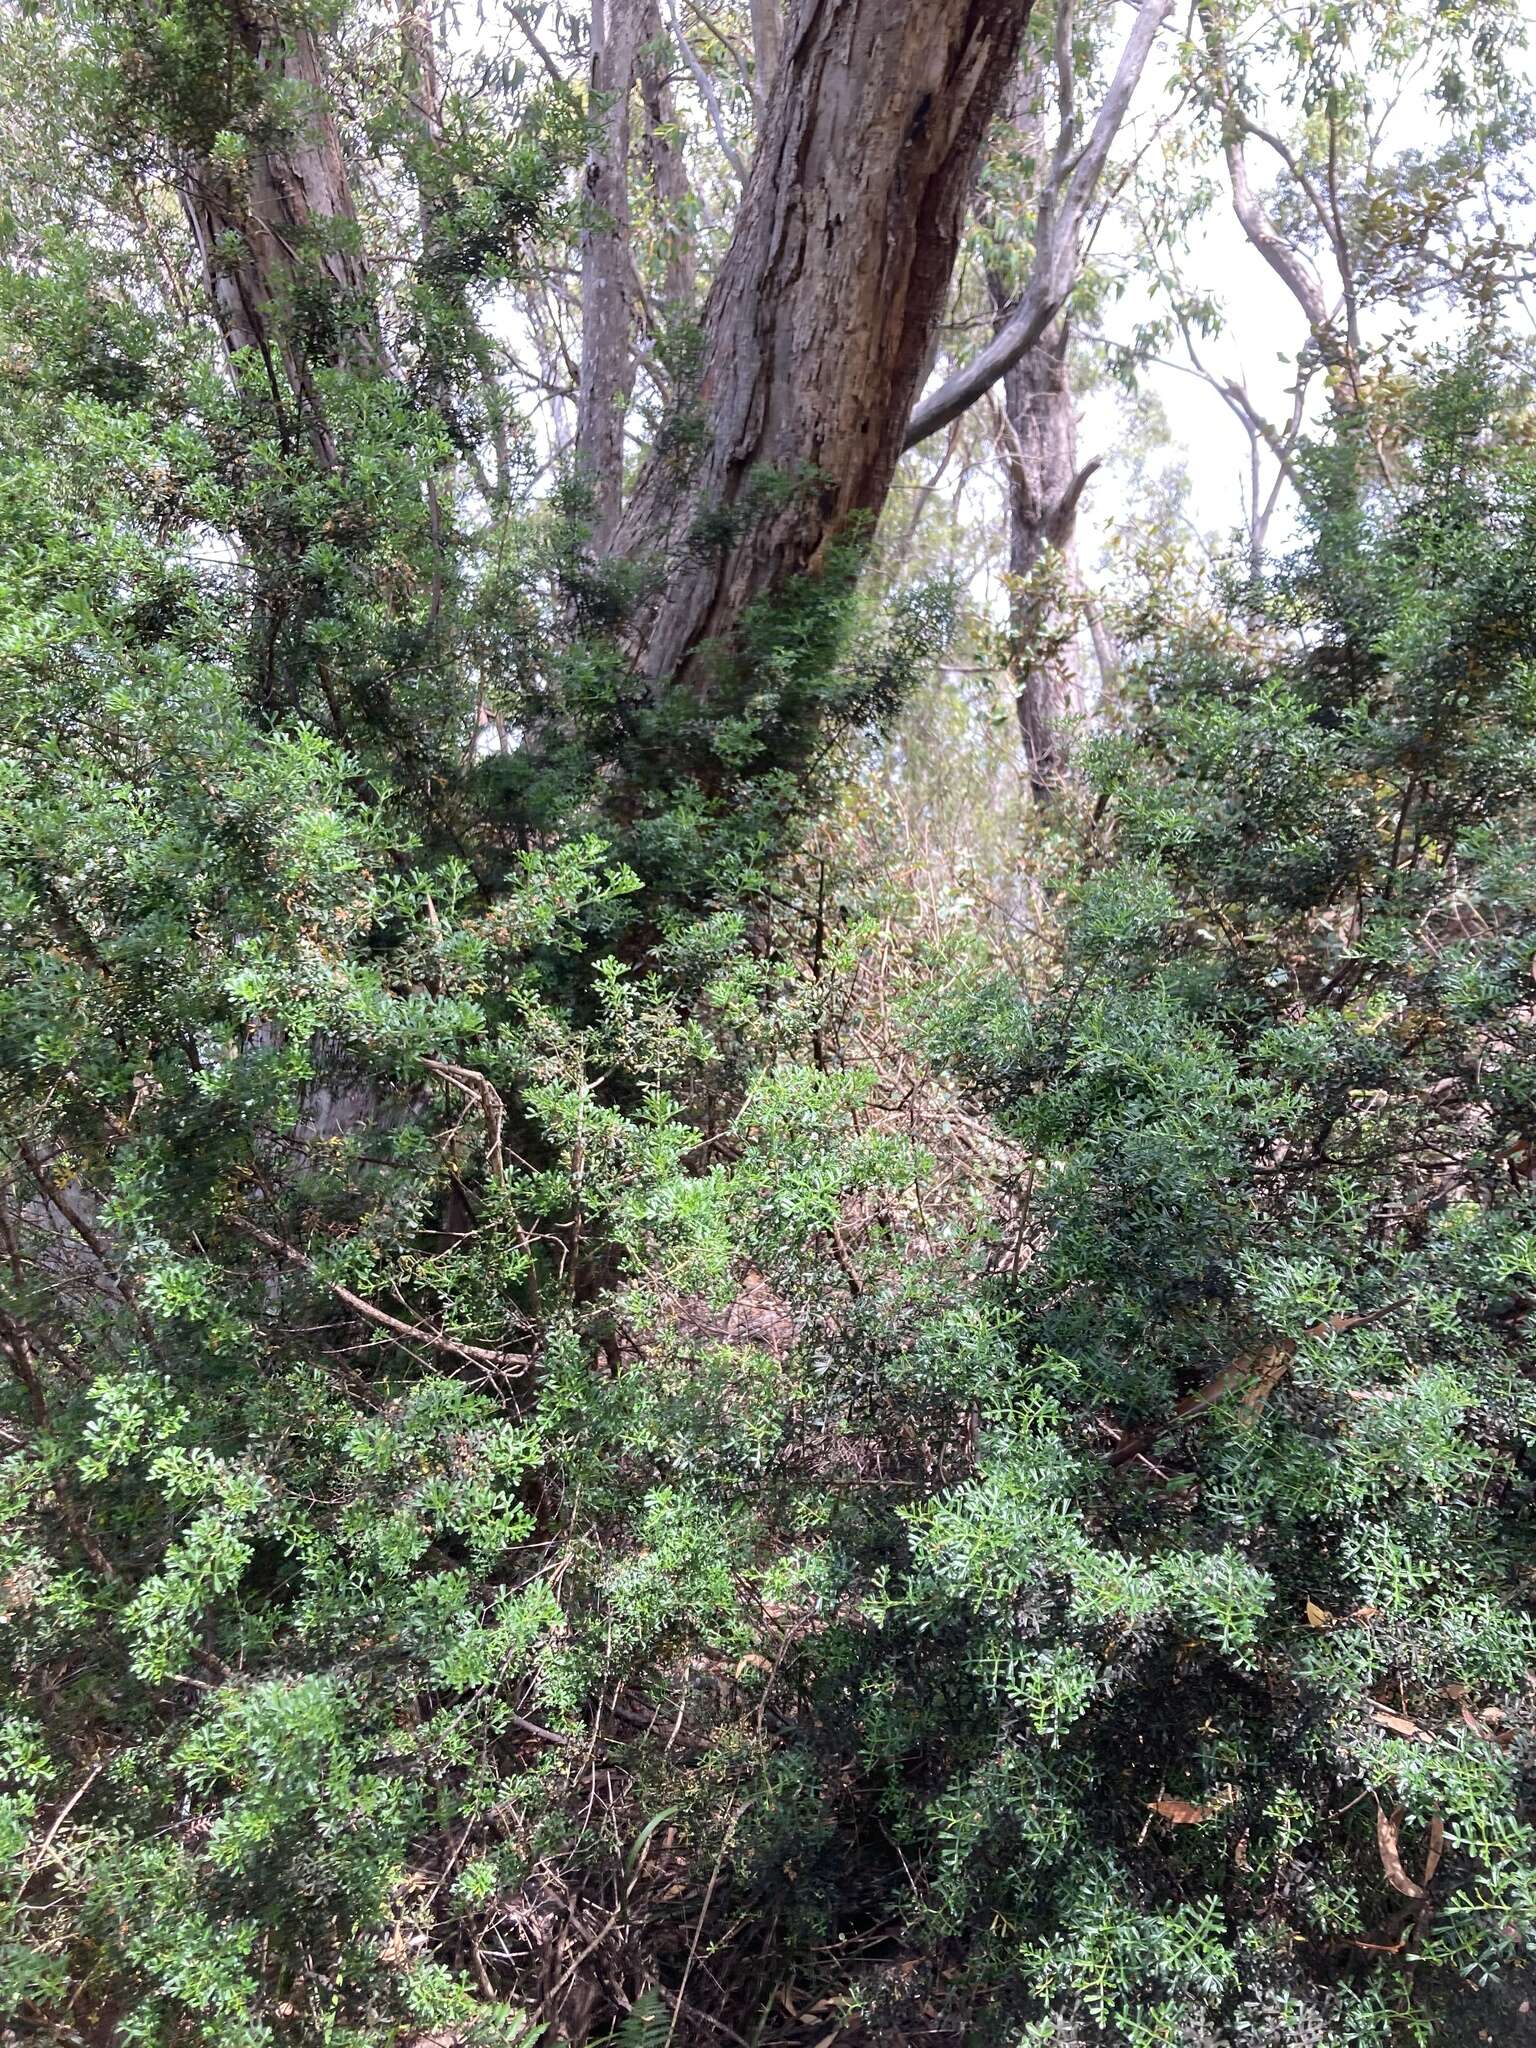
<box><xmin>667</xmin><ymin>0</ymin><xmax>747</xmax><ymax>183</ymax></box>
<box><xmin>1194</xmin><ymin>0</ymin><xmax>1343</xmax><ymax>364</ymax></box>
<box><xmin>904</xmin><ymin>0</ymin><xmax>1174</xmax><ymax>449</ymax></box>
<box><xmin>230</xmin><ymin>1219</ymin><xmax>534</xmax><ymax>1376</ymax></box>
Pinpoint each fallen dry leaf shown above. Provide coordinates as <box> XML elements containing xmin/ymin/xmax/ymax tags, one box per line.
<box><xmin>1307</xmin><ymin>1599</ymin><xmax>1378</xmax><ymax>1629</ymax></box>
<box><xmin>1148</xmin><ymin>1785</ymin><xmax>1236</xmax><ymax>1826</ymax></box>
<box><xmin>1370</xmin><ymin>1705</ymin><xmax>1431</xmax><ymax>1741</ymax></box>
<box><xmin>1376</xmin><ymin>1805</ymin><xmax>1425</xmax><ymax>1900</ymax></box>
<box><xmin>1458</xmin><ymin>1702</ymin><xmax>1514</xmax><ymax>1750</ymax></box>
<box><xmin>1422</xmin><ymin>1814</ymin><xmax>1445</xmax><ymax>1888</ymax></box>
<box><xmin>1149</xmin><ymin>1795</ymin><xmax>1210</xmax><ymax>1824</ymax></box>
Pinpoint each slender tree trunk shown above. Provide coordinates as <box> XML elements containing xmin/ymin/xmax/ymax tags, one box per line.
<box><xmin>998</xmin><ymin>315</ymin><xmax>1095</xmax><ymax>799</ymax></box>
<box><xmin>178</xmin><ymin>4</ymin><xmax>380</xmax><ymax>462</ymax></box>
<box><xmin>616</xmin><ymin>0</ymin><xmax>1034</xmax><ymax>689</ymax></box>
<box><xmin>577</xmin><ymin>0</ymin><xmax>647</xmax><ymax>548</ymax></box>
<box><xmin>638</xmin><ymin>0</ymin><xmax>696</xmax><ymax>311</ymax></box>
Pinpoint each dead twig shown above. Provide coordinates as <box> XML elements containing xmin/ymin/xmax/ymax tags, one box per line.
<box><xmin>230</xmin><ymin>1219</ymin><xmax>534</xmax><ymax>1376</ymax></box>
<box><xmin>1107</xmin><ymin>1303</ymin><xmax>1406</xmax><ymax>1469</ymax></box>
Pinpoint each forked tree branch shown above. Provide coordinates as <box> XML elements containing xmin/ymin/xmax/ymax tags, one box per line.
<box><xmin>904</xmin><ymin>0</ymin><xmax>1174</xmax><ymax>450</ymax></box>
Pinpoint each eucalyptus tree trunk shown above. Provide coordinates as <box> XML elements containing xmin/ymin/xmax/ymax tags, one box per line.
<box><xmin>615</xmin><ymin>0</ymin><xmax>1034</xmax><ymax>689</ymax></box>
<box><xmin>182</xmin><ymin>0</ymin><xmax>1035</xmax><ymax>691</ymax></box>
<box><xmin>999</xmin><ymin>315</ymin><xmax>1093</xmax><ymax>800</ymax></box>
<box><xmin>178</xmin><ymin>4</ymin><xmax>380</xmax><ymax>463</ymax></box>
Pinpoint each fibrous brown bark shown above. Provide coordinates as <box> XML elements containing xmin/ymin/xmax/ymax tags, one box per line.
<box><xmin>614</xmin><ymin>0</ymin><xmax>1035</xmax><ymax>688</ymax></box>
<box><xmin>749</xmin><ymin>0</ymin><xmax>783</xmax><ymax>103</ymax></box>
<box><xmin>179</xmin><ymin>2</ymin><xmax>380</xmax><ymax>460</ymax></box>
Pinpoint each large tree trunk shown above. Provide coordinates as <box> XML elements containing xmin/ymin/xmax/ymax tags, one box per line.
<box><xmin>183</xmin><ymin>0</ymin><xmax>1034</xmax><ymax>693</ymax></box>
<box><xmin>615</xmin><ymin>0</ymin><xmax>1034</xmax><ymax>689</ymax></box>
<box><xmin>178</xmin><ymin>3</ymin><xmax>380</xmax><ymax>460</ymax></box>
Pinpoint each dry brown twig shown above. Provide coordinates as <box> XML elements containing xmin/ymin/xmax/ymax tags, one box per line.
<box><xmin>230</xmin><ymin>1219</ymin><xmax>533</xmax><ymax>1376</ymax></box>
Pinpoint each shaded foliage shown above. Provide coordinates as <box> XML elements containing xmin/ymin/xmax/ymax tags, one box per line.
<box><xmin>0</xmin><ymin>4</ymin><xmax>1531</xmax><ymax>2045</ymax></box>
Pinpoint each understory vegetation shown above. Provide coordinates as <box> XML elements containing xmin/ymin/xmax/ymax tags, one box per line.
<box><xmin>1</xmin><ymin>1</ymin><xmax>1534</xmax><ymax>2043</ymax></box>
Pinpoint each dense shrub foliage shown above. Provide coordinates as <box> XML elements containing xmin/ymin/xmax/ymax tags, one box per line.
<box><xmin>0</xmin><ymin>4</ymin><xmax>1532</xmax><ymax>2044</ymax></box>
<box><xmin>920</xmin><ymin>380</ymin><xmax>1536</xmax><ymax>2042</ymax></box>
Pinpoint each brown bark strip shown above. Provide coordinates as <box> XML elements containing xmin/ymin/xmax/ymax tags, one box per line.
<box><xmin>615</xmin><ymin>0</ymin><xmax>1036</xmax><ymax>688</ymax></box>
<box><xmin>421</xmin><ymin>1056</ymin><xmax>507</xmax><ymax>1183</ymax></box>
<box><xmin>1375</xmin><ymin>1805</ymin><xmax>1425</xmax><ymax>1900</ymax></box>
<box><xmin>749</xmin><ymin>0</ymin><xmax>783</xmax><ymax>104</ymax></box>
